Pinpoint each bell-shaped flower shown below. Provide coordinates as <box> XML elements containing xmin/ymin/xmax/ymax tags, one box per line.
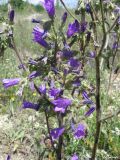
<box><xmin>50</xmin><ymin>127</ymin><xmax>65</xmax><ymax>140</ymax></box>
<box><xmin>2</xmin><ymin>78</ymin><xmax>21</xmax><ymax>89</ymax></box>
<box><xmin>51</xmin><ymin>98</ymin><xmax>72</xmax><ymax>113</ymax></box>
<box><xmin>22</xmin><ymin>101</ymin><xmax>40</xmax><ymax>111</ymax></box>
<box><xmin>67</xmin><ymin>20</ymin><xmax>80</xmax><ymax>38</ymax></box>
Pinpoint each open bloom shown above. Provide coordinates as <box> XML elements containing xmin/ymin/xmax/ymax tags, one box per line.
<box><xmin>67</xmin><ymin>20</ymin><xmax>80</xmax><ymax>38</ymax></box>
<box><xmin>51</xmin><ymin>98</ymin><xmax>72</xmax><ymax>113</ymax></box>
<box><xmin>73</xmin><ymin>123</ymin><xmax>86</xmax><ymax>139</ymax></box>
<box><xmin>33</xmin><ymin>26</ymin><xmax>49</xmax><ymax>48</ymax></box>
<box><xmin>49</xmin><ymin>88</ymin><xmax>61</xmax><ymax>99</ymax></box>
<box><xmin>71</xmin><ymin>154</ymin><xmax>79</xmax><ymax>160</ymax></box>
<box><xmin>50</xmin><ymin>127</ymin><xmax>65</xmax><ymax>140</ymax></box>
<box><xmin>40</xmin><ymin>0</ymin><xmax>55</xmax><ymax>18</ymax></box>
<box><xmin>9</xmin><ymin>10</ymin><xmax>14</xmax><ymax>22</ymax></box>
<box><xmin>2</xmin><ymin>78</ymin><xmax>21</xmax><ymax>89</ymax></box>
<box><xmin>68</xmin><ymin>58</ymin><xmax>81</xmax><ymax>68</ymax></box>
<box><xmin>22</xmin><ymin>101</ymin><xmax>40</xmax><ymax>111</ymax></box>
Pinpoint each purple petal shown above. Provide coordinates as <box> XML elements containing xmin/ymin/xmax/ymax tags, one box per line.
<box><xmin>49</xmin><ymin>88</ymin><xmax>61</xmax><ymax>98</ymax></box>
<box><xmin>86</xmin><ymin>3</ymin><xmax>91</xmax><ymax>14</ymax></box>
<box><xmin>68</xmin><ymin>58</ymin><xmax>81</xmax><ymax>68</ymax></box>
<box><xmin>39</xmin><ymin>83</ymin><xmax>46</xmax><ymax>94</ymax></box>
<box><xmin>2</xmin><ymin>78</ymin><xmax>21</xmax><ymax>89</ymax></box>
<box><xmin>51</xmin><ymin>98</ymin><xmax>72</xmax><ymax>113</ymax></box>
<box><xmin>67</xmin><ymin>20</ymin><xmax>80</xmax><ymax>38</ymax></box>
<box><xmin>40</xmin><ymin>0</ymin><xmax>55</xmax><ymax>18</ymax></box>
<box><xmin>6</xmin><ymin>155</ymin><xmax>11</xmax><ymax>160</ymax></box>
<box><xmin>29</xmin><ymin>71</ymin><xmax>41</xmax><ymax>79</ymax></box>
<box><xmin>89</xmin><ymin>51</ymin><xmax>96</xmax><ymax>58</ymax></box>
<box><xmin>22</xmin><ymin>101</ymin><xmax>40</xmax><ymax>111</ymax></box>
<box><xmin>71</xmin><ymin>154</ymin><xmax>79</xmax><ymax>160</ymax></box>
<box><xmin>85</xmin><ymin>106</ymin><xmax>95</xmax><ymax>116</ymax></box>
<box><xmin>50</xmin><ymin>127</ymin><xmax>65</xmax><ymax>140</ymax></box>
<box><xmin>33</xmin><ymin>26</ymin><xmax>49</xmax><ymax>48</ymax></box>
<box><xmin>74</xmin><ymin>123</ymin><xmax>86</xmax><ymax>139</ymax></box>
<box><xmin>9</xmin><ymin>10</ymin><xmax>14</xmax><ymax>22</ymax></box>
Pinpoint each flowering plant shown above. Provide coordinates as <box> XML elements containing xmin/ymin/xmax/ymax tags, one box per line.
<box><xmin>1</xmin><ymin>0</ymin><xmax>120</xmax><ymax>159</ymax></box>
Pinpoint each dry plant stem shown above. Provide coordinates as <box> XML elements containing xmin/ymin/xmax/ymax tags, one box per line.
<box><xmin>91</xmin><ymin>1</ymin><xmax>105</xmax><ymax>159</ymax></box>
<box><xmin>107</xmin><ymin>16</ymin><xmax>119</xmax><ymax>34</ymax></box>
<box><xmin>91</xmin><ymin>57</ymin><xmax>101</xmax><ymax>160</ymax></box>
<box><xmin>12</xmin><ymin>38</ymin><xmax>26</xmax><ymax>71</ymax></box>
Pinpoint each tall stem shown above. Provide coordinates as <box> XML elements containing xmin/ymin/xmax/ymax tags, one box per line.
<box><xmin>91</xmin><ymin>57</ymin><xmax>101</xmax><ymax>159</ymax></box>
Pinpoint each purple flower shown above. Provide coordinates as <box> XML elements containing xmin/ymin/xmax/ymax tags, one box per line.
<box><xmin>86</xmin><ymin>3</ymin><xmax>91</xmax><ymax>14</ymax></box>
<box><xmin>67</xmin><ymin>20</ymin><xmax>80</xmax><ymax>38</ymax></box>
<box><xmin>39</xmin><ymin>84</ymin><xmax>46</xmax><ymax>94</ymax></box>
<box><xmin>51</xmin><ymin>98</ymin><xmax>72</xmax><ymax>113</ymax></box>
<box><xmin>18</xmin><ymin>64</ymin><xmax>25</xmax><ymax>70</ymax></box>
<box><xmin>9</xmin><ymin>10</ymin><xmax>14</xmax><ymax>22</ymax></box>
<box><xmin>22</xmin><ymin>101</ymin><xmax>40</xmax><ymax>111</ymax></box>
<box><xmin>80</xmin><ymin>22</ymin><xmax>87</xmax><ymax>33</ymax></box>
<box><xmin>83</xmin><ymin>99</ymin><xmax>93</xmax><ymax>105</ymax></box>
<box><xmin>49</xmin><ymin>88</ymin><xmax>61</xmax><ymax>98</ymax></box>
<box><xmin>71</xmin><ymin>154</ymin><xmax>79</xmax><ymax>160</ymax></box>
<box><xmin>6</xmin><ymin>155</ymin><xmax>11</xmax><ymax>160</ymax></box>
<box><xmin>62</xmin><ymin>12</ymin><xmax>67</xmax><ymax>24</ymax></box>
<box><xmin>32</xmin><ymin>18</ymin><xmax>41</xmax><ymax>23</ymax></box>
<box><xmin>50</xmin><ymin>127</ymin><xmax>65</xmax><ymax>140</ymax></box>
<box><xmin>28</xmin><ymin>58</ymin><xmax>37</xmax><ymax>65</ymax></box>
<box><xmin>118</xmin><ymin>17</ymin><xmax>120</xmax><ymax>25</ymax></box>
<box><xmin>82</xmin><ymin>91</ymin><xmax>89</xmax><ymax>100</ymax></box>
<box><xmin>29</xmin><ymin>71</ymin><xmax>41</xmax><ymax>79</ymax></box>
<box><xmin>85</xmin><ymin>106</ymin><xmax>95</xmax><ymax>116</ymax></box>
<box><xmin>112</xmin><ymin>41</ymin><xmax>118</xmax><ymax>50</ymax></box>
<box><xmin>63</xmin><ymin>50</ymin><xmax>73</xmax><ymax>58</ymax></box>
<box><xmin>68</xmin><ymin>58</ymin><xmax>81</xmax><ymax>68</ymax></box>
<box><xmin>82</xmin><ymin>91</ymin><xmax>93</xmax><ymax>104</ymax></box>
<box><xmin>2</xmin><ymin>78</ymin><xmax>21</xmax><ymax>89</ymax></box>
<box><xmin>40</xmin><ymin>0</ymin><xmax>55</xmax><ymax>18</ymax></box>
<box><xmin>89</xmin><ymin>51</ymin><xmax>96</xmax><ymax>58</ymax></box>
<box><xmin>114</xmin><ymin>6</ymin><xmax>120</xmax><ymax>14</ymax></box>
<box><xmin>74</xmin><ymin>123</ymin><xmax>86</xmax><ymax>139</ymax></box>
<box><xmin>33</xmin><ymin>26</ymin><xmax>49</xmax><ymax>48</ymax></box>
